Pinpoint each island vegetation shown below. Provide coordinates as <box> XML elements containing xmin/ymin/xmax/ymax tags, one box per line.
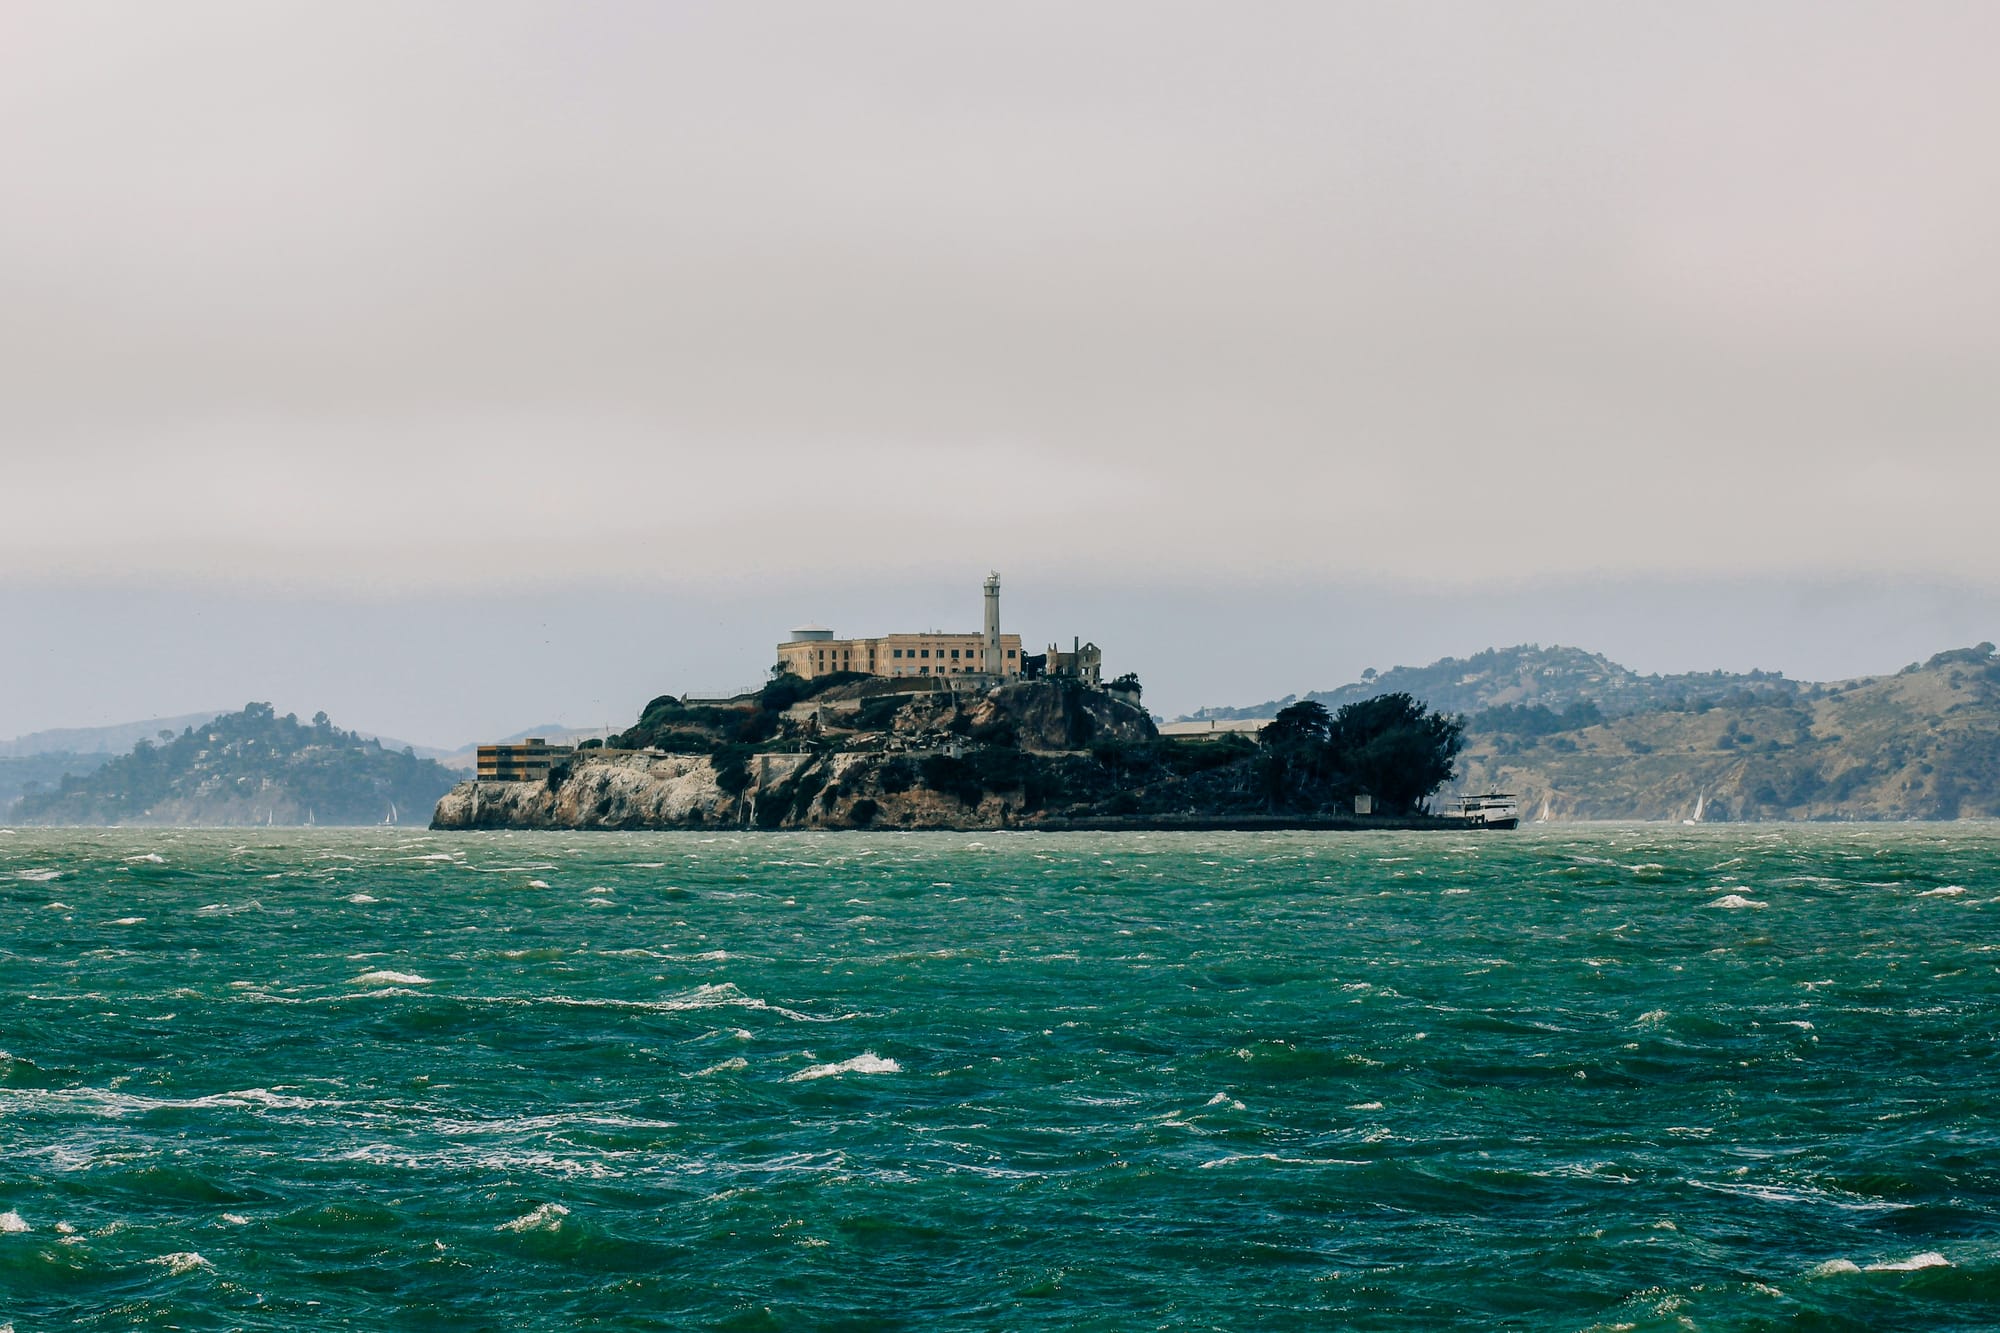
<box><xmin>15</xmin><ymin>703</ymin><xmax>461</xmax><ymax>826</ymax></box>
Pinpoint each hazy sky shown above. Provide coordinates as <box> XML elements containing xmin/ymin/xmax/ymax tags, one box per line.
<box><xmin>4</xmin><ymin>3</ymin><xmax>1997</xmax><ymax>740</ymax></box>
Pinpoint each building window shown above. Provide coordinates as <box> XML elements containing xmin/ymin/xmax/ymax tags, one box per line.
<box><xmin>951</xmin><ymin>649</ymin><xmax>960</xmax><ymax>659</ymax></box>
<box><xmin>892</xmin><ymin>649</ymin><xmax>902</xmax><ymax>658</ymax></box>
<box><xmin>1006</xmin><ymin>649</ymin><xmax>1016</xmax><ymax>658</ymax></box>
<box><xmin>920</xmin><ymin>649</ymin><xmax>929</xmax><ymax>658</ymax></box>
<box><xmin>920</xmin><ymin>666</ymin><xmax>929</xmax><ymax>675</ymax></box>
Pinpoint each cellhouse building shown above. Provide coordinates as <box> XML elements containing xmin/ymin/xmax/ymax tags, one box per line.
<box><xmin>776</xmin><ymin>573</ymin><xmax>1026</xmax><ymax>681</ymax></box>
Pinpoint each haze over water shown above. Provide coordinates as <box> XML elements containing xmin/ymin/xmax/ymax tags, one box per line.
<box><xmin>2</xmin><ymin>827</ymin><xmax>1997</xmax><ymax>1328</ymax></box>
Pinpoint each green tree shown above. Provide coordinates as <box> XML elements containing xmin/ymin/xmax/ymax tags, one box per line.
<box><xmin>1330</xmin><ymin>693</ymin><xmax>1465</xmax><ymax>814</ymax></box>
<box><xmin>1257</xmin><ymin>693</ymin><xmax>1463</xmax><ymax>814</ymax></box>
<box><xmin>1258</xmin><ymin>701</ymin><xmax>1337</xmax><ymax>807</ymax></box>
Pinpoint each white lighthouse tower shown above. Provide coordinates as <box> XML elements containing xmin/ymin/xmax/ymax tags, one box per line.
<box><xmin>982</xmin><ymin>572</ymin><xmax>1004</xmax><ymax>676</ymax></box>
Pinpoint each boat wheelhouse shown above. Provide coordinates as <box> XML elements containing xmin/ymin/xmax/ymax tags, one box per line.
<box><xmin>1445</xmin><ymin>792</ymin><xmax>1520</xmax><ymax>829</ymax></box>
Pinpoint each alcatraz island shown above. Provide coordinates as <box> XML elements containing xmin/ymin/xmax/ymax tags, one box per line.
<box><xmin>430</xmin><ymin>575</ymin><xmax>1469</xmax><ymax>832</ymax></box>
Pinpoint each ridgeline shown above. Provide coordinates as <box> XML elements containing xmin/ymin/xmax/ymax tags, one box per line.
<box><xmin>1457</xmin><ymin>646</ymin><xmax>2000</xmax><ymax>821</ymax></box>
<box><xmin>1187</xmin><ymin>642</ymin><xmax>2000</xmax><ymax>821</ymax></box>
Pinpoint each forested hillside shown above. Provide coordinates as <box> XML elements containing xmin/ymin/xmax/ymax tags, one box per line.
<box><xmin>13</xmin><ymin>704</ymin><xmax>459</xmax><ymax>826</ymax></box>
<box><xmin>1455</xmin><ymin>647</ymin><xmax>2000</xmax><ymax>821</ymax></box>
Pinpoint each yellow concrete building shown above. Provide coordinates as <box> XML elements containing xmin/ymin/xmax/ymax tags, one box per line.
<box><xmin>777</xmin><ymin>573</ymin><xmax>1024</xmax><ymax>682</ymax></box>
<box><xmin>777</xmin><ymin>629</ymin><xmax>1024</xmax><ymax>681</ymax></box>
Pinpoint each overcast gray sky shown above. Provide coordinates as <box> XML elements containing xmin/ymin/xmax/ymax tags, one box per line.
<box><xmin>3</xmin><ymin>3</ymin><xmax>1997</xmax><ymax>740</ymax></box>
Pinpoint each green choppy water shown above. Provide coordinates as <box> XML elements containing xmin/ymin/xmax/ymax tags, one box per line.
<box><xmin>2</xmin><ymin>827</ymin><xmax>1998</xmax><ymax>1330</ymax></box>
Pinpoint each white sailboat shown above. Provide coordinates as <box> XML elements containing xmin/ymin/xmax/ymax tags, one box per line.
<box><xmin>383</xmin><ymin>801</ymin><xmax>398</xmax><ymax>826</ymax></box>
<box><xmin>1682</xmin><ymin>792</ymin><xmax>1705</xmax><ymax>826</ymax></box>
<box><xmin>1534</xmin><ymin>794</ymin><xmax>1552</xmax><ymax>824</ymax></box>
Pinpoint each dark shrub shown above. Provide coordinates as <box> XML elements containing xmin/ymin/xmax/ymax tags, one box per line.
<box><xmin>648</xmin><ymin>729</ymin><xmax>717</xmax><ymax>754</ymax></box>
<box><xmin>919</xmin><ymin>754</ymin><xmax>984</xmax><ymax>806</ymax></box>
<box><xmin>969</xmin><ymin>747</ymin><xmax>1031</xmax><ymax>791</ymax></box>
<box><xmin>968</xmin><ymin>718</ymin><xmax>1016</xmax><ymax>746</ymax></box>
<box><xmin>856</xmin><ymin>697</ymin><xmax>905</xmax><ymax>731</ymax></box>
<box><xmin>759</xmin><ymin>669</ymin><xmax>810</xmax><ymax>712</ymax></box>
<box><xmin>878</xmin><ymin>759</ymin><xmax>915</xmax><ymax>794</ymax></box>
<box><xmin>712</xmin><ymin>745</ymin><xmax>753</xmax><ymax>795</ymax></box>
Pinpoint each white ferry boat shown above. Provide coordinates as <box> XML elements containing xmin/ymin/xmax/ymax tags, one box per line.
<box><xmin>1444</xmin><ymin>792</ymin><xmax>1520</xmax><ymax>829</ymax></box>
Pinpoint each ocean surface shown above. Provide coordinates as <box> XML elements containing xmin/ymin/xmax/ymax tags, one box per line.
<box><xmin>2</xmin><ymin>827</ymin><xmax>1997</xmax><ymax>1330</ymax></box>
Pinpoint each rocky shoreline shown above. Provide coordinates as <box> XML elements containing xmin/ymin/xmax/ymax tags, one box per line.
<box><xmin>431</xmin><ymin>676</ymin><xmax>1474</xmax><ymax>833</ymax></box>
<box><xmin>429</xmin><ymin>750</ymin><xmax>1479</xmax><ymax>833</ymax></box>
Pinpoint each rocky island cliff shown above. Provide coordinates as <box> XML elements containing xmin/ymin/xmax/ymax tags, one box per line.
<box><xmin>434</xmin><ymin>677</ymin><xmax>1171</xmax><ymax>831</ymax></box>
<box><xmin>433</xmin><ymin>667</ymin><xmax>1476</xmax><ymax>832</ymax></box>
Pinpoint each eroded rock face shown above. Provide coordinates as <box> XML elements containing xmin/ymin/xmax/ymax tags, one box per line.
<box><xmin>971</xmin><ymin>682</ymin><xmax>1156</xmax><ymax>751</ymax></box>
<box><xmin>434</xmin><ymin>745</ymin><xmax>1061</xmax><ymax>831</ymax></box>
<box><xmin>433</xmin><ymin>752</ymin><xmax>728</xmax><ymax>830</ymax></box>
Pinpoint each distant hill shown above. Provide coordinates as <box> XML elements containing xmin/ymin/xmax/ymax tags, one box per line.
<box><xmin>432</xmin><ymin>724</ymin><xmax>599</xmax><ymax>773</ymax></box>
<box><xmin>1455</xmin><ymin>646</ymin><xmax>2000</xmax><ymax>821</ymax></box>
<box><xmin>0</xmin><ymin>711</ymin><xmax>455</xmax><ymax>763</ymax></box>
<box><xmin>1185</xmin><ymin>644</ymin><xmax>1802</xmax><ymax>722</ymax></box>
<box><xmin>0</xmin><ymin>752</ymin><xmax>115</xmax><ymax>816</ymax></box>
<box><xmin>13</xmin><ymin>703</ymin><xmax>461</xmax><ymax>826</ymax></box>
<box><xmin>0</xmin><ymin>711</ymin><xmax>225</xmax><ymax>759</ymax></box>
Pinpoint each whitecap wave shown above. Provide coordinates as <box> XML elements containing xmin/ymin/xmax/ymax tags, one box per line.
<box><xmin>150</xmin><ymin>1251</ymin><xmax>211</xmax><ymax>1275</ymax></box>
<box><xmin>125</xmin><ymin>853</ymin><xmax>166</xmax><ymax>864</ymax></box>
<box><xmin>1807</xmin><ymin>1259</ymin><xmax>1861</xmax><ymax>1276</ymax></box>
<box><xmin>1704</xmin><ymin>894</ymin><xmax>1767</xmax><ymax>910</ymax></box>
<box><xmin>1918</xmin><ymin>886</ymin><xmax>1966</xmax><ymax>897</ymax></box>
<box><xmin>786</xmin><ymin>1052</ymin><xmax>901</xmax><ymax>1082</ymax></box>
<box><xmin>199</xmin><ymin>1087</ymin><xmax>325</xmax><ymax>1109</ymax></box>
<box><xmin>350</xmin><ymin>970</ymin><xmax>431</xmax><ymax>986</ymax></box>
<box><xmin>1198</xmin><ymin>1152</ymin><xmax>1369</xmax><ymax>1169</ymax></box>
<box><xmin>15</xmin><ymin>868</ymin><xmax>60</xmax><ymax>882</ymax></box>
<box><xmin>346</xmin><ymin>893</ymin><xmax>378</xmax><ymax>904</ymax></box>
<box><xmin>533</xmin><ymin>982</ymin><xmax>847</xmax><ymax>1023</ymax></box>
<box><xmin>1865</xmin><ymin>1252</ymin><xmax>1950</xmax><ymax>1272</ymax></box>
<box><xmin>0</xmin><ymin>1211</ymin><xmax>29</xmax><ymax>1233</ymax></box>
<box><xmin>497</xmin><ymin>1202</ymin><xmax>569</xmax><ymax>1233</ymax></box>
<box><xmin>690</xmin><ymin>1057</ymin><xmax>748</xmax><ymax>1077</ymax></box>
